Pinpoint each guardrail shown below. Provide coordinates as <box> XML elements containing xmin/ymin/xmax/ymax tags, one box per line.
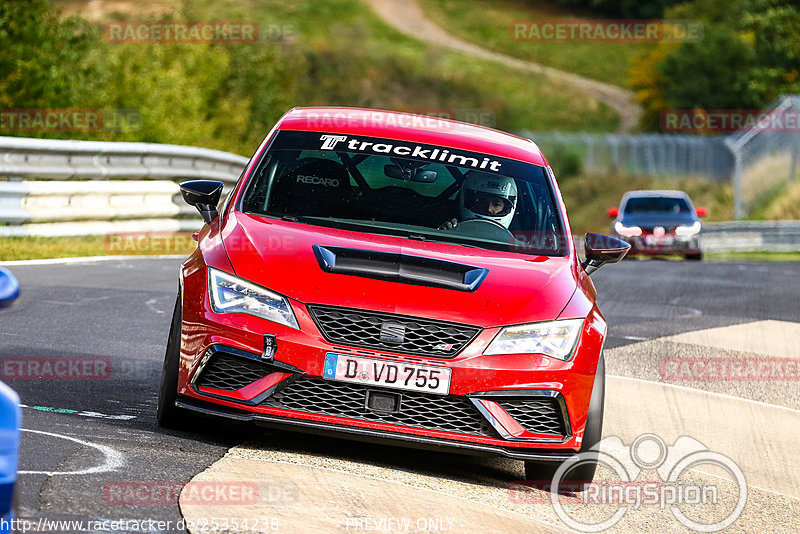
<box><xmin>0</xmin><ymin>136</ymin><xmax>247</xmax><ymax>237</ymax></box>
<box><xmin>702</xmin><ymin>221</ymin><xmax>800</xmax><ymax>253</ymax></box>
<box><xmin>0</xmin><ymin>136</ymin><xmax>247</xmax><ymax>182</ymax></box>
<box><xmin>1</xmin><ymin>136</ymin><xmax>799</xmax><ymax>252</ymax></box>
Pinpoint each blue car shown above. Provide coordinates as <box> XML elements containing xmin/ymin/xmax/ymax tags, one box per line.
<box><xmin>0</xmin><ymin>381</ymin><xmax>20</xmax><ymax>531</ymax></box>
<box><xmin>608</xmin><ymin>190</ymin><xmax>706</xmax><ymax>260</ymax></box>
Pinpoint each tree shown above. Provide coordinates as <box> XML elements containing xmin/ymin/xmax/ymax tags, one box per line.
<box><xmin>658</xmin><ymin>25</ymin><xmax>761</xmax><ymax>111</ymax></box>
<box><xmin>0</xmin><ymin>0</ymin><xmax>98</xmax><ymax>109</ymax></box>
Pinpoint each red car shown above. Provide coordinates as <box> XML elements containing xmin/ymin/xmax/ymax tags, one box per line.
<box><xmin>157</xmin><ymin>108</ymin><xmax>629</xmax><ymax>482</ymax></box>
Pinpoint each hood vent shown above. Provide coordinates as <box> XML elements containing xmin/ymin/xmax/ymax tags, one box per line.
<box><xmin>312</xmin><ymin>245</ymin><xmax>488</xmax><ymax>292</ymax></box>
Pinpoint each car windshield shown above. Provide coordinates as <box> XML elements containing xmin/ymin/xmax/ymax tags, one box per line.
<box><xmin>624</xmin><ymin>196</ymin><xmax>691</xmax><ymax>214</ymax></box>
<box><xmin>240</xmin><ymin>130</ymin><xmax>568</xmax><ymax>256</ymax></box>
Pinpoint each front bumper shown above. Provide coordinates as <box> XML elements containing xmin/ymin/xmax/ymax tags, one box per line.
<box><xmin>177</xmin><ymin>261</ymin><xmax>604</xmax><ymax>459</ymax></box>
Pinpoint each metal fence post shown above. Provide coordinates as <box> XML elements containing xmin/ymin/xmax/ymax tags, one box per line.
<box><xmin>732</xmin><ymin>148</ymin><xmax>743</xmax><ymax>219</ymax></box>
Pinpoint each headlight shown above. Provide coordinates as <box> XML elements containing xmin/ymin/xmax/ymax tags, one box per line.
<box><xmin>208</xmin><ymin>268</ymin><xmax>299</xmax><ymax>329</ymax></box>
<box><xmin>675</xmin><ymin>221</ymin><xmax>701</xmax><ymax>236</ymax></box>
<box><xmin>484</xmin><ymin>319</ymin><xmax>584</xmax><ymax>360</ymax></box>
<box><xmin>614</xmin><ymin>221</ymin><xmax>642</xmax><ymax>237</ymax></box>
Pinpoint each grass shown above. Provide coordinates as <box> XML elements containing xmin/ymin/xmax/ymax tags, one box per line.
<box><xmin>185</xmin><ymin>0</ymin><xmax>619</xmax><ymax>134</ymax></box>
<box><xmin>418</xmin><ymin>0</ymin><xmax>656</xmax><ymax>88</ymax></box>
<box><xmin>0</xmin><ymin>233</ymin><xmax>196</xmax><ymax>261</ymax></box>
<box><xmin>757</xmin><ymin>181</ymin><xmax>800</xmax><ymax>220</ymax></box>
<box><xmin>705</xmin><ymin>251</ymin><xmax>800</xmax><ymax>262</ymax></box>
<box><xmin>42</xmin><ymin>0</ymin><xmax>619</xmax><ymax>156</ymax></box>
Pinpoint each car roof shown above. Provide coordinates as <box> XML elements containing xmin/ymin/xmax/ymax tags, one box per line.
<box><xmin>277</xmin><ymin>107</ymin><xmax>548</xmax><ymax>167</ymax></box>
<box><xmin>622</xmin><ymin>190</ymin><xmax>692</xmax><ymax>199</ymax></box>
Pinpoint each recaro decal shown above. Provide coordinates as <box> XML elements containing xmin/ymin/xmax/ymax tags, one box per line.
<box><xmin>318</xmin><ymin>134</ymin><xmax>503</xmax><ymax>172</ymax></box>
<box><xmin>296</xmin><ymin>174</ymin><xmax>340</xmax><ymax>187</ymax></box>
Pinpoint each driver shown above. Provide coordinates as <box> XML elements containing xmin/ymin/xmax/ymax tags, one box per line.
<box><xmin>439</xmin><ymin>171</ymin><xmax>517</xmax><ymax>229</ymax></box>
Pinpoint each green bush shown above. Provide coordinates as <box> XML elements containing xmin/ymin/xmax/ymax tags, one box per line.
<box><xmin>547</xmin><ymin>147</ymin><xmax>584</xmax><ymax>181</ymax></box>
<box><xmin>631</xmin><ymin>0</ymin><xmax>800</xmax><ymax>130</ymax></box>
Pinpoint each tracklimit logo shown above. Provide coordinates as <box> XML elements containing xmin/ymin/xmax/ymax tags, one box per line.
<box><xmin>319</xmin><ymin>135</ymin><xmax>503</xmax><ymax>172</ymax></box>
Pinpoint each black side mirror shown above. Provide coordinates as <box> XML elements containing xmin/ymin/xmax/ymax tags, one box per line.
<box><xmin>180</xmin><ymin>180</ymin><xmax>224</xmax><ymax>224</ymax></box>
<box><xmin>582</xmin><ymin>233</ymin><xmax>630</xmax><ymax>275</ymax></box>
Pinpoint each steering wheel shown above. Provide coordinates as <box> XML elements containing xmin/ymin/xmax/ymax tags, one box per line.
<box><xmin>450</xmin><ymin>217</ymin><xmax>514</xmax><ymax>241</ymax></box>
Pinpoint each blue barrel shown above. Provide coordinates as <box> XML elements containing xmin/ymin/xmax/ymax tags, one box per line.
<box><xmin>0</xmin><ymin>268</ymin><xmax>19</xmax><ymax>308</ymax></box>
<box><xmin>0</xmin><ymin>381</ymin><xmax>21</xmax><ymax>526</ymax></box>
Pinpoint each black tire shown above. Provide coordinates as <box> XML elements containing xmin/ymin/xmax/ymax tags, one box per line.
<box><xmin>524</xmin><ymin>353</ymin><xmax>605</xmax><ymax>486</ymax></box>
<box><xmin>157</xmin><ymin>291</ymin><xmax>189</xmax><ymax>429</ymax></box>
<box><xmin>685</xmin><ymin>253</ymin><xmax>703</xmax><ymax>261</ymax></box>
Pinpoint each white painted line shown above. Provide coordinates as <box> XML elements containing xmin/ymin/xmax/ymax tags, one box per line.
<box><xmin>0</xmin><ymin>254</ymin><xmax>184</xmax><ymax>266</ymax></box>
<box><xmin>145</xmin><ymin>298</ymin><xmax>166</xmax><ymax>314</ymax></box>
<box><xmin>621</xmin><ymin>335</ymin><xmax>648</xmax><ymax>341</ymax></box>
<box><xmin>608</xmin><ymin>374</ymin><xmax>800</xmax><ymax>415</ymax></box>
<box><xmin>18</xmin><ymin>429</ymin><xmax>125</xmax><ymax>476</ymax></box>
<box><xmin>19</xmin><ymin>404</ymin><xmax>137</xmax><ymax>420</ymax></box>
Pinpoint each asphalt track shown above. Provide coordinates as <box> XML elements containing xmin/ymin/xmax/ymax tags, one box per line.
<box><xmin>1</xmin><ymin>256</ymin><xmax>798</xmax><ymax>533</ymax></box>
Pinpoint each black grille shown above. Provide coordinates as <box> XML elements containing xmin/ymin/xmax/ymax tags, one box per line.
<box><xmin>194</xmin><ymin>353</ymin><xmax>271</xmax><ymax>391</ymax></box>
<box><xmin>496</xmin><ymin>399</ymin><xmax>566</xmax><ymax>436</ymax></box>
<box><xmin>262</xmin><ymin>377</ymin><xmax>495</xmax><ymax>437</ymax></box>
<box><xmin>307</xmin><ymin>305</ymin><xmax>480</xmax><ymax>357</ymax></box>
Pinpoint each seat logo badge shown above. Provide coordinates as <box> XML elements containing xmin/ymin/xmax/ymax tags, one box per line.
<box><xmin>379</xmin><ymin>322</ymin><xmax>405</xmax><ymax>344</ymax></box>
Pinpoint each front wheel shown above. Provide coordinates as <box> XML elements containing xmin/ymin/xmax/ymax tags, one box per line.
<box><xmin>685</xmin><ymin>253</ymin><xmax>703</xmax><ymax>261</ymax></box>
<box><xmin>157</xmin><ymin>291</ymin><xmax>190</xmax><ymax>429</ymax></box>
<box><xmin>524</xmin><ymin>353</ymin><xmax>605</xmax><ymax>485</ymax></box>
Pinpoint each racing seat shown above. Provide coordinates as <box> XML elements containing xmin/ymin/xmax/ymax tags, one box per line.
<box><xmin>268</xmin><ymin>158</ymin><xmax>352</xmax><ymax>217</ymax></box>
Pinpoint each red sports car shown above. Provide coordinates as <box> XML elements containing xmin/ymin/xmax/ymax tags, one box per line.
<box><xmin>157</xmin><ymin>108</ymin><xmax>629</xmax><ymax>482</ymax></box>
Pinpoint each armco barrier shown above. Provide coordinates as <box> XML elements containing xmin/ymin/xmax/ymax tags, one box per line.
<box><xmin>574</xmin><ymin>221</ymin><xmax>800</xmax><ymax>255</ymax></box>
<box><xmin>702</xmin><ymin>221</ymin><xmax>800</xmax><ymax>253</ymax></box>
<box><xmin>0</xmin><ymin>136</ymin><xmax>246</xmax><ymax>237</ymax></box>
<box><xmin>0</xmin><ymin>136</ymin><xmax>247</xmax><ymax>182</ymax></box>
<box><xmin>1</xmin><ymin>136</ymin><xmax>799</xmax><ymax>250</ymax></box>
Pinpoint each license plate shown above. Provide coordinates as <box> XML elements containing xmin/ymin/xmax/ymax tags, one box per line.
<box><xmin>645</xmin><ymin>235</ymin><xmax>674</xmax><ymax>246</ymax></box>
<box><xmin>322</xmin><ymin>353</ymin><xmax>451</xmax><ymax>395</ymax></box>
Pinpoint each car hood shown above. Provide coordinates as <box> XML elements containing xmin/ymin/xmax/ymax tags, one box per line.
<box><xmin>222</xmin><ymin>213</ymin><xmax>579</xmax><ymax>328</ymax></box>
<box><xmin>619</xmin><ymin>213</ymin><xmax>699</xmax><ymax>229</ymax></box>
